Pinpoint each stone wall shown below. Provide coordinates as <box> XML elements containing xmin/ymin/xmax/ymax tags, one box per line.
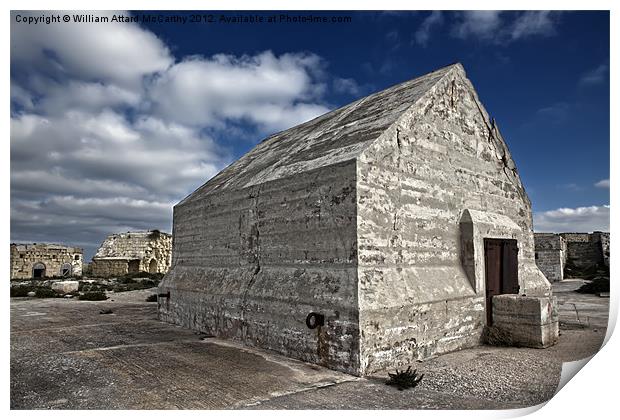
<box><xmin>534</xmin><ymin>232</ymin><xmax>610</xmax><ymax>280</ymax></box>
<box><xmin>10</xmin><ymin>243</ymin><xmax>83</xmax><ymax>279</ymax></box>
<box><xmin>91</xmin><ymin>231</ymin><xmax>172</xmax><ymax>277</ymax></box>
<box><xmin>562</xmin><ymin>232</ymin><xmax>609</xmax><ymax>270</ymax></box>
<box><xmin>356</xmin><ymin>65</ymin><xmax>550</xmax><ymax>374</ymax></box>
<box><xmin>534</xmin><ymin>233</ymin><xmax>567</xmax><ymax>282</ymax></box>
<box><xmin>90</xmin><ymin>259</ymin><xmax>131</xmax><ymax>277</ymax></box>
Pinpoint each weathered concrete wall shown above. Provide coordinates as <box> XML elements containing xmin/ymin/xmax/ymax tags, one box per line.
<box><xmin>10</xmin><ymin>243</ymin><xmax>83</xmax><ymax>279</ymax></box>
<box><xmin>92</xmin><ymin>231</ymin><xmax>172</xmax><ymax>277</ymax></box>
<box><xmin>534</xmin><ymin>233</ymin><xmax>567</xmax><ymax>282</ymax></box>
<box><xmin>356</xmin><ymin>65</ymin><xmax>550</xmax><ymax>374</ymax></box>
<box><xmin>159</xmin><ymin>161</ymin><xmax>361</xmax><ymax>374</ymax></box>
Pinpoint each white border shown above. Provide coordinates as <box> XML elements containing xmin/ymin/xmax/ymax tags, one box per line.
<box><xmin>3</xmin><ymin>1</ymin><xmax>616</xmax><ymax>419</ymax></box>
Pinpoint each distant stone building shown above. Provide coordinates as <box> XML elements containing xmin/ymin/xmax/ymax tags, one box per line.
<box><xmin>10</xmin><ymin>243</ymin><xmax>83</xmax><ymax>280</ymax></box>
<box><xmin>534</xmin><ymin>231</ymin><xmax>610</xmax><ymax>282</ymax></box>
<box><xmin>159</xmin><ymin>63</ymin><xmax>557</xmax><ymax>376</ymax></box>
<box><xmin>534</xmin><ymin>234</ymin><xmax>567</xmax><ymax>282</ymax></box>
<box><xmin>91</xmin><ymin>230</ymin><xmax>172</xmax><ymax>277</ymax></box>
<box><xmin>563</xmin><ymin>232</ymin><xmax>610</xmax><ymax>269</ymax></box>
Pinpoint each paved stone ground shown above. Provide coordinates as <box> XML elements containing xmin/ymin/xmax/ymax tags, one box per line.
<box><xmin>10</xmin><ymin>282</ymin><xmax>608</xmax><ymax>410</ymax></box>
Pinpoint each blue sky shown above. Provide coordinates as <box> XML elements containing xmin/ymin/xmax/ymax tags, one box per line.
<box><xmin>10</xmin><ymin>11</ymin><xmax>610</xmax><ymax>258</ymax></box>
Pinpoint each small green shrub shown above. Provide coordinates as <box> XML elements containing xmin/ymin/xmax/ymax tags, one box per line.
<box><xmin>146</xmin><ymin>294</ymin><xmax>158</xmax><ymax>302</ymax></box>
<box><xmin>113</xmin><ymin>277</ymin><xmax>159</xmax><ymax>292</ymax></box>
<box><xmin>10</xmin><ymin>286</ymin><xmax>33</xmax><ymax>297</ymax></box>
<box><xmin>10</xmin><ymin>285</ymin><xmax>61</xmax><ymax>298</ymax></box>
<box><xmin>120</xmin><ymin>271</ymin><xmax>164</xmax><ymax>281</ymax></box>
<box><xmin>79</xmin><ymin>291</ymin><xmax>108</xmax><ymax>301</ymax></box>
<box><xmin>34</xmin><ymin>287</ymin><xmax>62</xmax><ymax>298</ymax></box>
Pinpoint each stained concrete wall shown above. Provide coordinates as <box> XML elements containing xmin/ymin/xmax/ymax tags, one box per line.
<box><xmin>534</xmin><ymin>233</ymin><xmax>567</xmax><ymax>282</ymax></box>
<box><xmin>10</xmin><ymin>243</ymin><xmax>83</xmax><ymax>279</ymax></box>
<box><xmin>356</xmin><ymin>65</ymin><xmax>549</xmax><ymax>373</ymax></box>
<box><xmin>92</xmin><ymin>231</ymin><xmax>172</xmax><ymax>277</ymax></box>
<box><xmin>159</xmin><ymin>161</ymin><xmax>361</xmax><ymax>374</ymax></box>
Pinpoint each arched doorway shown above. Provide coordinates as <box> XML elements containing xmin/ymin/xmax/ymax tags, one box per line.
<box><xmin>60</xmin><ymin>263</ymin><xmax>72</xmax><ymax>277</ymax></box>
<box><xmin>32</xmin><ymin>262</ymin><xmax>46</xmax><ymax>279</ymax></box>
<box><xmin>148</xmin><ymin>259</ymin><xmax>158</xmax><ymax>274</ymax></box>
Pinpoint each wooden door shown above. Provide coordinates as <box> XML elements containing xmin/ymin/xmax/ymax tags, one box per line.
<box><xmin>484</xmin><ymin>240</ymin><xmax>502</xmax><ymax>325</ymax></box>
<box><xmin>501</xmin><ymin>240</ymin><xmax>519</xmax><ymax>294</ymax></box>
<box><xmin>484</xmin><ymin>239</ymin><xmax>519</xmax><ymax>325</ymax></box>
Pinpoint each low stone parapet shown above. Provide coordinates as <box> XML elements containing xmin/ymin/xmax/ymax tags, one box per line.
<box><xmin>491</xmin><ymin>294</ymin><xmax>559</xmax><ymax>348</ymax></box>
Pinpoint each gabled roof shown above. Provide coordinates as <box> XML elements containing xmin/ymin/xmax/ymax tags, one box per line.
<box><xmin>181</xmin><ymin>63</ymin><xmax>462</xmax><ymax>204</ymax></box>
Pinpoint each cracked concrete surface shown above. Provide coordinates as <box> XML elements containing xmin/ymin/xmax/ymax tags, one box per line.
<box><xmin>11</xmin><ymin>282</ymin><xmax>607</xmax><ymax>409</ymax></box>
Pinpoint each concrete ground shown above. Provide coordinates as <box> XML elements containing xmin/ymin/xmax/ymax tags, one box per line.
<box><xmin>11</xmin><ymin>281</ymin><xmax>608</xmax><ymax>410</ymax></box>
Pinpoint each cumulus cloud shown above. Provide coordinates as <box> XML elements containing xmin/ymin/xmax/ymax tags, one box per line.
<box><xmin>580</xmin><ymin>64</ymin><xmax>609</xmax><ymax>85</ymax></box>
<box><xmin>595</xmin><ymin>179</ymin><xmax>610</xmax><ymax>189</ymax></box>
<box><xmin>452</xmin><ymin>11</ymin><xmax>559</xmax><ymax>44</ymax></box>
<box><xmin>534</xmin><ymin>205</ymin><xmax>610</xmax><ymax>233</ymax></box>
<box><xmin>149</xmin><ymin>51</ymin><xmax>330</xmax><ymax>131</ymax></box>
<box><xmin>10</xmin><ymin>12</ymin><xmax>348</xmax><ymax>257</ymax></box>
<box><xmin>11</xmin><ymin>10</ymin><xmax>172</xmax><ymax>90</ymax></box>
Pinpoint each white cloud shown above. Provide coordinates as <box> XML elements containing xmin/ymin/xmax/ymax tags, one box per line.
<box><xmin>534</xmin><ymin>205</ymin><xmax>610</xmax><ymax>233</ymax></box>
<box><xmin>149</xmin><ymin>51</ymin><xmax>330</xmax><ymax>132</ymax></box>
<box><xmin>333</xmin><ymin>77</ymin><xmax>362</xmax><ymax>96</ymax></box>
<box><xmin>452</xmin><ymin>11</ymin><xmax>558</xmax><ymax>44</ymax></box>
<box><xmin>510</xmin><ymin>11</ymin><xmax>557</xmax><ymax>40</ymax></box>
<box><xmin>414</xmin><ymin>11</ymin><xmax>443</xmax><ymax>47</ymax></box>
<box><xmin>536</xmin><ymin>102</ymin><xmax>571</xmax><ymax>122</ymax></box>
<box><xmin>453</xmin><ymin>11</ymin><xmax>502</xmax><ymax>41</ymax></box>
<box><xmin>580</xmin><ymin>64</ymin><xmax>609</xmax><ymax>85</ymax></box>
<box><xmin>595</xmin><ymin>179</ymin><xmax>610</xmax><ymax>189</ymax></box>
<box><xmin>10</xmin><ymin>13</ymin><xmax>353</xmax><ymax>257</ymax></box>
<box><xmin>11</xmin><ymin>10</ymin><xmax>172</xmax><ymax>90</ymax></box>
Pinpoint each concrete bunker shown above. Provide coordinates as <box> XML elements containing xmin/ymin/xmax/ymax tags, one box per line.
<box><xmin>158</xmin><ymin>63</ymin><xmax>557</xmax><ymax>375</ymax></box>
